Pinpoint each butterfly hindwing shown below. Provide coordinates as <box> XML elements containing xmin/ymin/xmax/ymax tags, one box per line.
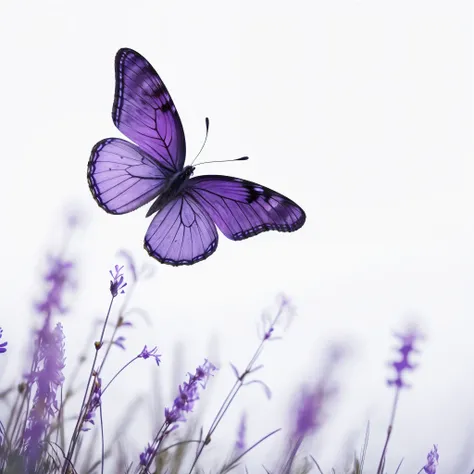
<box><xmin>185</xmin><ymin>175</ymin><xmax>306</xmax><ymax>241</ymax></box>
<box><xmin>113</xmin><ymin>48</ymin><xmax>186</xmax><ymax>172</ymax></box>
<box><xmin>144</xmin><ymin>194</ymin><xmax>218</xmax><ymax>266</ymax></box>
<box><xmin>87</xmin><ymin>138</ymin><xmax>173</xmax><ymax>214</ymax></box>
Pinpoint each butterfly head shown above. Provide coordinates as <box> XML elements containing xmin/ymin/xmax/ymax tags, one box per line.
<box><xmin>182</xmin><ymin>165</ymin><xmax>195</xmax><ymax>180</ymax></box>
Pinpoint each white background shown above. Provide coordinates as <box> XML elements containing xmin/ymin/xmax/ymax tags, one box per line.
<box><xmin>0</xmin><ymin>0</ymin><xmax>473</xmax><ymax>472</ymax></box>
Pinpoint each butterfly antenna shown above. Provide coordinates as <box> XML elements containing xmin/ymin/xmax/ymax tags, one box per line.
<box><xmin>191</xmin><ymin>117</ymin><xmax>249</xmax><ymax>167</ymax></box>
<box><xmin>190</xmin><ymin>117</ymin><xmax>210</xmax><ymax>166</ymax></box>
<box><xmin>194</xmin><ymin>156</ymin><xmax>249</xmax><ymax>167</ymax></box>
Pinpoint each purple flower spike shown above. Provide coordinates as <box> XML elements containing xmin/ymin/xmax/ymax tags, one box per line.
<box><xmin>387</xmin><ymin>327</ymin><xmax>422</xmax><ymax>389</ymax></box>
<box><xmin>138</xmin><ymin>345</ymin><xmax>161</xmax><ymax>365</ymax></box>
<box><xmin>0</xmin><ymin>328</ymin><xmax>7</xmax><ymax>353</ymax></box>
<box><xmin>193</xmin><ymin>359</ymin><xmax>217</xmax><ymax>388</ymax></box>
<box><xmin>24</xmin><ymin>323</ymin><xmax>66</xmax><ymax>470</ymax></box>
<box><xmin>235</xmin><ymin>413</ymin><xmax>247</xmax><ymax>451</ymax></box>
<box><xmin>292</xmin><ymin>344</ymin><xmax>344</xmax><ymax>440</ymax></box>
<box><xmin>164</xmin><ymin>359</ymin><xmax>217</xmax><ymax>428</ymax></box>
<box><xmin>423</xmin><ymin>445</ymin><xmax>439</xmax><ymax>474</ymax></box>
<box><xmin>138</xmin><ymin>359</ymin><xmax>217</xmax><ymax>470</ymax></box>
<box><xmin>82</xmin><ymin>377</ymin><xmax>102</xmax><ymax>431</ymax></box>
<box><xmin>35</xmin><ymin>257</ymin><xmax>74</xmax><ymax>315</ymax></box>
<box><xmin>109</xmin><ymin>264</ymin><xmax>127</xmax><ymax>297</ymax></box>
<box><xmin>294</xmin><ymin>385</ymin><xmax>325</xmax><ymax>438</ymax></box>
<box><xmin>139</xmin><ymin>443</ymin><xmax>154</xmax><ymax>466</ymax></box>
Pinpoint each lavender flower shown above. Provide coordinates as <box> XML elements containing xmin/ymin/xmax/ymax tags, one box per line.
<box><xmin>109</xmin><ymin>264</ymin><xmax>127</xmax><ymax>297</ymax></box>
<box><xmin>294</xmin><ymin>385</ymin><xmax>325</xmax><ymax>438</ymax></box>
<box><xmin>0</xmin><ymin>328</ymin><xmax>7</xmax><ymax>354</ymax></box>
<box><xmin>235</xmin><ymin>413</ymin><xmax>247</xmax><ymax>451</ymax></box>
<box><xmin>139</xmin><ymin>443</ymin><xmax>154</xmax><ymax>466</ymax></box>
<box><xmin>35</xmin><ymin>257</ymin><xmax>74</xmax><ymax>315</ymax></box>
<box><xmin>423</xmin><ymin>445</ymin><xmax>439</xmax><ymax>474</ymax></box>
<box><xmin>293</xmin><ymin>344</ymin><xmax>344</xmax><ymax>440</ymax></box>
<box><xmin>112</xmin><ymin>335</ymin><xmax>127</xmax><ymax>350</ymax></box>
<box><xmin>138</xmin><ymin>359</ymin><xmax>217</xmax><ymax>470</ymax></box>
<box><xmin>138</xmin><ymin>345</ymin><xmax>161</xmax><ymax>365</ymax></box>
<box><xmin>377</xmin><ymin>326</ymin><xmax>423</xmax><ymax>474</ymax></box>
<box><xmin>387</xmin><ymin>327</ymin><xmax>422</xmax><ymax>389</ymax></box>
<box><xmin>165</xmin><ymin>359</ymin><xmax>217</xmax><ymax>426</ymax></box>
<box><xmin>82</xmin><ymin>376</ymin><xmax>102</xmax><ymax>431</ymax></box>
<box><xmin>256</xmin><ymin>295</ymin><xmax>294</xmax><ymax>345</ymax></box>
<box><xmin>23</xmin><ymin>322</ymin><xmax>66</xmax><ymax>470</ymax></box>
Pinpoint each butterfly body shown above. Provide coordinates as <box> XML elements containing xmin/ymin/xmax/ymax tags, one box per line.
<box><xmin>146</xmin><ymin>165</ymin><xmax>195</xmax><ymax>217</ymax></box>
<box><xmin>88</xmin><ymin>48</ymin><xmax>306</xmax><ymax>266</ymax></box>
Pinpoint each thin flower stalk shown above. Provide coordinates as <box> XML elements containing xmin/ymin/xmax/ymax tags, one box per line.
<box><xmin>96</xmin><ymin>250</ymin><xmax>151</xmax><ymax>377</ymax></box>
<box><xmin>101</xmin><ymin>346</ymin><xmax>161</xmax><ymax>397</ymax></box>
<box><xmin>188</xmin><ymin>298</ymin><xmax>290</xmax><ymax>474</ymax></box>
<box><xmin>219</xmin><ymin>428</ymin><xmax>281</xmax><ymax>474</ymax></box>
<box><xmin>282</xmin><ymin>344</ymin><xmax>345</xmax><ymax>474</ymax></box>
<box><xmin>376</xmin><ymin>326</ymin><xmax>422</xmax><ymax>474</ymax></box>
<box><xmin>62</xmin><ymin>265</ymin><xmax>127</xmax><ymax>473</ymax></box>
<box><xmin>97</xmin><ymin>283</ymin><xmax>138</xmax><ymax>375</ymax></box>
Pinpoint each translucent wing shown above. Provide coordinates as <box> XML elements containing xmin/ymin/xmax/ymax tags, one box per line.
<box><xmin>87</xmin><ymin>138</ymin><xmax>172</xmax><ymax>214</ymax></box>
<box><xmin>113</xmin><ymin>48</ymin><xmax>186</xmax><ymax>172</ymax></box>
<box><xmin>185</xmin><ymin>175</ymin><xmax>306</xmax><ymax>240</ymax></box>
<box><xmin>144</xmin><ymin>194</ymin><xmax>218</xmax><ymax>266</ymax></box>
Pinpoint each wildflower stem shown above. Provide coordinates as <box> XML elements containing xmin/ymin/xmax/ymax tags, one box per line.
<box><xmin>138</xmin><ymin>421</ymin><xmax>169</xmax><ymax>472</ymax></box>
<box><xmin>98</xmin><ymin>283</ymin><xmax>136</xmax><ymax>374</ymax></box>
<box><xmin>188</xmin><ymin>303</ymin><xmax>286</xmax><ymax>474</ymax></box>
<box><xmin>394</xmin><ymin>458</ymin><xmax>404</xmax><ymax>474</ymax></box>
<box><xmin>99</xmin><ymin>404</ymin><xmax>105</xmax><ymax>474</ymax></box>
<box><xmin>281</xmin><ymin>437</ymin><xmax>303</xmax><ymax>474</ymax></box>
<box><xmin>101</xmin><ymin>356</ymin><xmax>139</xmax><ymax>396</ymax></box>
<box><xmin>21</xmin><ymin>314</ymin><xmax>52</xmax><ymax>440</ymax></box>
<box><xmin>58</xmin><ymin>385</ymin><xmax>65</xmax><ymax>448</ymax></box>
<box><xmin>155</xmin><ymin>439</ymin><xmax>202</xmax><ymax>455</ymax></box>
<box><xmin>5</xmin><ymin>383</ymin><xmax>26</xmax><ymax>443</ymax></box>
<box><xmin>219</xmin><ymin>428</ymin><xmax>281</xmax><ymax>474</ymax></box>
<box><xmin>376</xmin><ymin>387</ymin><xmax>400</xmax><ymax>474</ymax></box>
<box><xmin>63</xmin><ymin>296</ymin><xmax>115</xmax><ymax>472</ymax></box>
<box><xmin>309</xmin><ymin>455</ymin><xmax>325</xmax><ymax>474</ymax></box>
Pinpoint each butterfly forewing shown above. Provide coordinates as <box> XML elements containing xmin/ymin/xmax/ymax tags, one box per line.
<box><xmin>113</xmin><ymin>48</ymin><xmax>186</xmax><ymax>172</ymax></box>
<box><xmin>144</xmin><ymin>195</ymin><xmax>218</xmax><ymax>266</ymax></box>
<box><xmin>185</xmin><ymin>176</ymin><xmax>306</xmax><ymax>240</ymax></box>
<box><xmin>87</xmin><ymin>138</ymin><xmax>172</xmax><ymax>214</ymax></box>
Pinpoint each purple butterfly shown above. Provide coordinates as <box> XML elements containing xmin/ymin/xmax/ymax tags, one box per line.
<box><xmin>87</xmin><ymin>48</ymin><xmax>306</xmax><ymax>266</ymax></box>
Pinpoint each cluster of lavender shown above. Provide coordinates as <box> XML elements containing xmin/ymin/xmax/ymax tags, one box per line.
<box><xmin>0</xmin><ymin>227</ymin><xmax>441</xmax><ymax>473</ymax></box>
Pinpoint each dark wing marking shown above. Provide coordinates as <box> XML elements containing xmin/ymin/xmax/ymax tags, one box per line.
<box><xmin>185</xmin><ymin>175</ymin><xmax>306</xmax><ymax>240</ymax></box>
<box><xmin>113</xmin><ymin>48</ymin><xmax>186</xmax><ymax>172</ymax></box>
